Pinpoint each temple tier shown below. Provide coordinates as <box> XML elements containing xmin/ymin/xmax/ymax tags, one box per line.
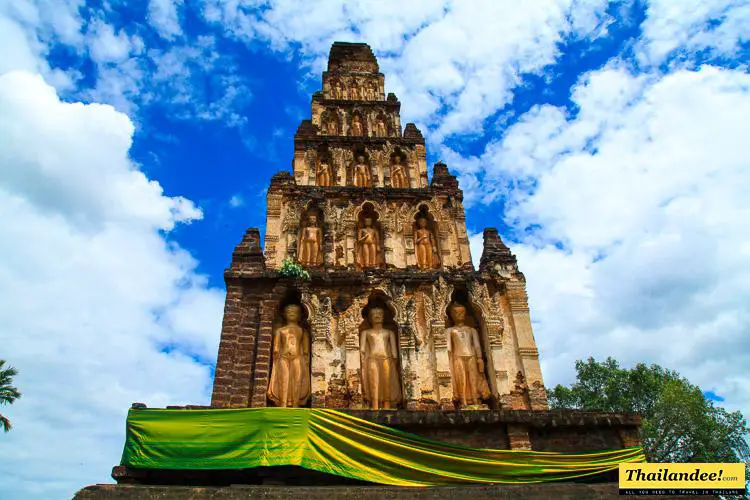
<box><xmin>210</xmin><ymin>42</ymin><xmax>547</xmax><ymax>413</ymax></box>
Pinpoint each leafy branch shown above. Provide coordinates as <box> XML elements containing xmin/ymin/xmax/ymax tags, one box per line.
<box><xmin>279</xmin><ymin>258</ymin><xmax>311</xmax><ymax>280</ymax></box>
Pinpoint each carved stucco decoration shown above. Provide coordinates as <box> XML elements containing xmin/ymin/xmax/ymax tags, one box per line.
<box><xmin>339</xmin><ymin>294</ymin><xmax>371</xmax><ymax>349</ymax></box>
<box><xmin>282</xmin><ymin>199</ymin><xmax>306</xmax><ymax>233</ymax></box>
<box><xmin>323</xmin><ymin>200</ymin><xmax>347</xmax><ymax>261</ymax></box>
<box><xmin>340</xmin><ymin>61</ymin><xmax>378</xmax><ymax>73</ymax></box>
<box><xmin>301</xmin><ymin>292</ymin><xmax>334</xmax><ymax>347</ymax></box>
<box><xmin>348</xmin><ymin>200</ymin><xmax>387</xmax><ymax>226</ymax></box>
<box><xmin>331</xmin><ymin>147</ymin><xmax>351</xmax><ymax>184</ymax></box>
<box><xmin>423</xmin><ymin>276</ymin><xmax>454</xmax><ymax>348</ymax></box>
<box><xmin>469</xmin><ymin>281</ymin><xmax>505</xmax><ymax>348</ymax></box>
<box><xmin>388</xmin><ymin>283</ymin><xmax>417</xmax><ymax>349</ymax></box>
<box><xmin>305</xmin><ymin>150</ymin><xmax>317</xmax><ymax>180</ymax></box>
<box><xmin>408</xmin><ymin>200</ymin><xmax>456</xmax><ymax>264</ymax></box>
<box><xmin>267</xmin><ymin>194</ymin><xmax>282</xmax><ymax>216</ymax></box>
<box><xmin>492</xmin><ymin>262</ymin><xmax>519</xmax><ymax>279</ymax></box>
<box><xmin>407</xmin><ymin>200</ymin><xmax>443</xmax><ymax>226</ymax></box>
<box><xmin>384</xmin><ymin>202</ymin><xmax>412</xmax><ymax>234</ymax></box>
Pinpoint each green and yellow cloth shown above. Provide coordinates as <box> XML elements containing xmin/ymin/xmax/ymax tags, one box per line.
<box><xmin>121</xmin><ymin>407</ymin><xmax>645</xmax><ymax>486</ymax></box>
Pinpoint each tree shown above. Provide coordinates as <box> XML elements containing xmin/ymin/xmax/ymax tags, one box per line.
<box><xmin>0</xmin><ymin>360</ymin><xmax>21</xmax><ymax>432</ymax></box>
<box><xmin>548</xmin><ymin>357</ymin><xmax>750</xmax><ymax>464</ymax></box>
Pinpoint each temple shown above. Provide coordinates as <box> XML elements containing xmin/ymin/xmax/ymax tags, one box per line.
<box><xmin>76</xmin><ymin>43</ymin><xmax>644</xmax><ymax>498</ymax></box>
<box><xmin>211</xmin><ymin>42</ymin><xmax>548</xmax><ymax>413</ymax></box>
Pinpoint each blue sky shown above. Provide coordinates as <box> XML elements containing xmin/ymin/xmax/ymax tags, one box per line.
<box><xmin>1</xmin><ymin>1</ymin><xmax>749</xmax><ymax>498</ymax></box>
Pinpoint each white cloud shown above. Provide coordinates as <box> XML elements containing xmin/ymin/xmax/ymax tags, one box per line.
<box><xmin>87</xmin><ymin>18</ymin><xmax>141</xmax><ymax>64</ymax></box>
<box><xmin>0</xmin><ymin>15</ymin><xmax>44</xmax><ymax>75</ymax></box>
<box><xmin>143</xmin><ymin>36</ymin><xmax>253</xmax><ymax>125</ymax></box>
<box><xmin>148</xmin><ymin>0</ymin><xmax>185</xmax><ymax>40</ymax></box>
<box><xmin>468</xmin><ymin>230</ymin><xmax>484</xmax><ymax>268</ymax></box>
<box><xmin>461</xmin><ymin>64</ymin><xmax>750</xmax><ymax>418</ymax></box>
<box><xmin>639</xmin><ymin>0</ymin><xmax>750</xmax><ymax>65</ymax></box>
<box><xmin>0</xmin><ymin>71</ymin><xmax>224</xmax><ymax>499</ymax></box>
<box><xmin>2</xmin><ymin>1</ymin><xmax>251</xmax><ymax>122</ymax></box>
<box><xmin>0</xmin><ymin>0</ymin><xmax>82</xmax><ymax>91</ymax></box>
<box><xmin>200</xmin><ymin>0</ymin><xmax>614</xmax><ymax>140</ymax></box>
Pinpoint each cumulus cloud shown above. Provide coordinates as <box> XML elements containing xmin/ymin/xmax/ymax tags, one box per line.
<box><xmin>200</xmin><ymin>0</ymin><xmax>615</xmax><ymax>140</ymax></box>
<box><xmin>148</xmin><ymin>0</ymin><xmax>185</xmax><ymax>40</ymax></box>
<box><xmin>462</xmin><ymin>64</ymin><xmax>750</xmax><ymax>417</ymax></box>
<box><xmin>144</xmin><ymin>36</ymin><xmax>253</xmax><ymax>125</ymax></box>
<box><xmin>2</xmin><ymin>0</ymin><xmax>252</xmax><ymax>122</ymax></box>
<box><xmin>639</xmin><ymin>0</ymin><xmax>750</xmax><ymax>65</ymax></box>
<box><xmin>87</xmin><ymin>18</ymin><xmax>142</xmax><ymax>64</ymax></box>
<box><xmin>0</xmin><ymin>71</ymin><xmax>224</xmax><ymax>499</ymax></box>
<box><xmin>0</xmin><ymin>0</ymin><xmax>82</xmax><ymax>90</ymax></box>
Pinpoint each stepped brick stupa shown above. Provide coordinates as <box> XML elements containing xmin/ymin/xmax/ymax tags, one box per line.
<box><xmin>76</xmin><ymin>43</ymin><xmax>644</xmax><ymax>498</ymax></box>
<box><xmin>210</xmin><ymin>41</ymin><xmax>548</xmax><ymax>414</ymax></box>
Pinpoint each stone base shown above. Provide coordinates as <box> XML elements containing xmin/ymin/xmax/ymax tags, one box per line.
<box><xmin>339</xmin><ymin>408</ymin><xmax>642</xmax><ymax>451</ymax></box>
<box><xmin>74</xmin><ymin>483</ymin><xmax>705</xmax><ymax>499</ymax></box>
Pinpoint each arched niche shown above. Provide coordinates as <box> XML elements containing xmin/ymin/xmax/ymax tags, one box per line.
<box><xmin>444</xmin><ymin>288</ymin><xmax>496</xmax><ymax>409</ymax></box>
<box><xmin>297</xmin><ymin>203</ymin><xmax>324</xmax><ymax>266</ymax></box>
<box><xmin>349</xmin><ymin>77</ymin><xmax>362</xmax><ymax>100</ymax></box>
<box><xmin>330</xmin><ymin>78</ymin><xmax>344</xmax><ymax>99</ymax></box>
<box><xmin>315</xmin><ymin>145</ymin><xmax>334</xmax><ymax>187</ymax></box>
<box><xmin>267</xmin><ymin>290</ymin><xmax>312</xmax><ymax>408</ymax></box>
<box><xmin>355</xmin><ymin>202</ymin><xmax>384</xmax><ymax>269</ymax></box>
<box><xmin>390</xmin><ymin>149</ymin><xmax>410</xmax><ymax>188</ymax></box>
<box><xmin>350</xmin><ymin>148</ymin><xmax>373</xmax><ymax>187</ymax></box>
<box><xmin>358</xmin><ymin>294</ymin><xmax>403</xmax><ymax>410</ymax></box>
<box><xmin>349</xmin><ymin>110</ymin><xmax>366</xmax><ymax>137</ymax></box>
<box><xmin>321</xmin><ymin>108</ymin><xmax>340</xmax><ymax>136</ymax></box>
<box><xmin>374</xmin><ymin>112</ymin><xmax>391</xmax><ymax>138</ymax></box>
<box><xmin>444</xmin><ymin>289</ymin><xmax>479</xmax><ymax>329</ymax></box>
<box><xmin>413</xmin><ymin>204</ymin><xmax>441</xmax><ymax>270</ymax></box>
<box><xmin>366</xmin><ymin>80</ymin><xmax>378</xmax><ymax>101</ymax></box>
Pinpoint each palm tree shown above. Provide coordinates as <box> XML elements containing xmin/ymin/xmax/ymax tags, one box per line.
<box><xmin>0</xmin><ymin>360</ymin><xmax>21</xmax><ymax>432</ymax></box>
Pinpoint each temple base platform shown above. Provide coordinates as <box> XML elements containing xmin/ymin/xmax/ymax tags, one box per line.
<box><xmin>105</xmin><ymin>407</ymin><xmax>644</xmax><ymax>488</ymax></box>
<box><xmin>338</xmin><ymin>408</ymin><xmax>642</xmax><ymax>451</ymax></box>
<box><xmin>74</xmin><ymin>483</ymin><xmax>705</xmax><ymax>499</ymax></box>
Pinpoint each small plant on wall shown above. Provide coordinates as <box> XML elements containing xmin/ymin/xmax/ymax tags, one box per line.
<box><xmin>279</xmin><ymin>258</ymin><xmax>311</xmax><ymax>280</ymax></box>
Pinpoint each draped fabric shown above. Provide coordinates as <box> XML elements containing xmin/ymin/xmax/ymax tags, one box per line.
<box><xmin>121</xmin><ymin>407</ymin><xmax>645</xmax><ymax>486</ymax></box>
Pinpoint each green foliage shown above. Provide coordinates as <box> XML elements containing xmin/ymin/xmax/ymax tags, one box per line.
<box><xmin>548</xmin><ymin>357</ymin><xmax>750</xmax><ymax>464</ymax></box>
<box><xmin>279</xmin><ymin>258</ymin><xmax>311</xmax><ymax>280</ymax></box>
<box><xmin>0</xmin><ymin>359</ymin><xmax>21</xmax><ymax>433</ymax></box>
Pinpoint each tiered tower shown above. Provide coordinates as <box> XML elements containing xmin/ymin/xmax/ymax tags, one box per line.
<box><xmin>210</xmin><ymin>42</ymin><xmax>547</xmax><ymax>412</ymax></box>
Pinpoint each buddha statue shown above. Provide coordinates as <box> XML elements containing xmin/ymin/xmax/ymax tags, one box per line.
<box><xmin>331</xmin><ymin>80</ymin><xmax>342</xmax><ymax>99</ymax></box>
<box><xmin>267</xmin><ymin>304</ymin><xmax>311</xmax><ymax>407</ymax></box>
<box><xmin>317</xmin><ymin>160</ymin><xmax>333</xmax><ymax>186</ymax></box>
<box><xmin>390</xmin><ymin>154</ymin><xmax>408</xmax><ymax>188</ymax></box>
<box><xmin>415</xmin><ymin>216</ymin><xmax>438</xmax><ymax>270</ymax></box>
<box><xmin>325</xmin><ymin>116</ymin><xmax>338</xmax><ymax>135</ymax></box>
<box><xmin>360</xmin><ymin>307</ymin><xmax>401</xmax><ymax>410</ymax></box>
<box><xmin>353</xmin><ymin>155</ymin><xmax>371</xmax><ymax>187</ymax></box>
<box><xmin>446</xmin><ymin>303</ymin><xmax>490</xmax><ymax>407</ymax></box>
<box><xmin>356</xmin><ymin>217</ymin><xmax>380</xmax><ymax>268</ymax></box>
<box><xmin>375</xmin><ymin>117</ymin><xmax>387</xmax><ymax>137</ymax></box>
<box><xmin>297</xmin><ymin>214</ymin><xmax>322</xmax><ymax>266</ymax></box>
<box><xmin>351</xmin><ymin>114</ymin><xmax>364</xmax><ymax>136</ymax></box>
